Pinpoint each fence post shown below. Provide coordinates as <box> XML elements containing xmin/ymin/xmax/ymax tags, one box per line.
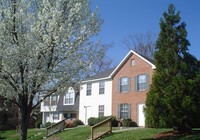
<box><xmin>91</xmin><ymin>117</ymin><xmax>112</xmax><ymax>140</ymax></box>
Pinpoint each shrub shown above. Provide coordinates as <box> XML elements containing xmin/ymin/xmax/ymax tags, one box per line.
<box><xmin>131</xmin><ymin>121</ymin><xmax>138</xmax><ymax>127</ymax></box>
<box><xmin>45</xmin><ymin>122</ymin><xmax>52</xmax><ymax>128</ymax></box>
<box><xmin>88</xmin><ymin>117</ymin><xmax>97</xmax><ymax>126</ymax></box>
<box><xmin>110</xmin><ymin>116</ymin><xmax>118</xmax><ymax>127</ymax></box>
<box><xmin>122</xmin><ymin>118</ymin><xmax>138</xmax><ymax>127</ymax></box>
<box><xmin>72</xmin><ymin>119</ymin><xmax>84</xmax><ymax>127</ymax></box>
<box><xmin>65</xmin><ymin>119</ymin><xmax>74</xmax><ymax>128</ymax></box>
<box><xmin>88</xmin><ymin>116</ymin><xmax>119</xmax><ymax>127</ymax></box>
<box><xmin>35</xmin><ymin>121</ymin><xmax>41</xmax><ymax>128</ymax></box>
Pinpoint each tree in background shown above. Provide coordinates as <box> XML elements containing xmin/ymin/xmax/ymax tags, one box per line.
<box><xmin>145</xmin><ymin>4</ymin><xmax>200</xmax><ymax>132</ymax></box>
<box><xmin>0</xmin><ymin>0</ymin><xmax>103</xmax><ymax>139</ymax></box>
<box><xmin>90</xmin><ymin>43</ymin><xmax>114</xmax><ymax>74</ymax></box>
<box><xmin>122</xmin><ymin>31</ymin><xmax>156</xmax><ymax>59</ymax></box>
<box><xmin>0</xmin><ymin>97</ymin><xmax>19</xmax><ymax>130</ymax></box>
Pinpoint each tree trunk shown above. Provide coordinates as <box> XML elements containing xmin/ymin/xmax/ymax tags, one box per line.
<box><xmin>20</xmin><ymin>108</ymin><xmax>31</xmax><ymax>140</ymax></box>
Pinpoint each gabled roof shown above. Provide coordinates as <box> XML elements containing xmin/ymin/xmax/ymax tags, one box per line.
<box><xmin>56</xmin><ymin>93</ymin><xmax>79</xmax><ymax>112</ymax></box>
<box><xmin>110</xmin><ymin>50</ymin><xmax>156</xmax><ymax>76</ymax></box>
<box><xmin>81</xmin><ymin>50</ymin><xmax>155</xmax><ymax>83</ymax></box>
<box><xmin>81</xmin><ymin>68</ymin><xmax>115</xmax><ymax>83</ymax></box>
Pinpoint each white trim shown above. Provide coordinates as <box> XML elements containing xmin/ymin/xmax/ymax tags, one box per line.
<box><xmin>81</xmin><ymin>77</ymin><xmax>112</xmax><ymax>83</ymax></box>
<box><xmin>63</xmin><ymin>92</ymin><xmax>75</xmax><ymax>105</ymax></box>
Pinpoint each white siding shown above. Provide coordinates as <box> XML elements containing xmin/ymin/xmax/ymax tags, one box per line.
<box><xmin>79</xmin><ymin>80</ymin><xmax>112</xmax><ymax>124</ymax></box>
<box><xmin>42</xmin><ymin>112</ymin><xmax>62</xmax><ymax>124</ymax></box>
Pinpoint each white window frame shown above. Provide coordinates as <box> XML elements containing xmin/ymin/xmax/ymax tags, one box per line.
<box><xmin>119</xmin><ymin>77</ymin><xmax>130</xmax><ymax>93</ymax></box>
<box><xmin>98</xmin><ymin>105</ymin><xmax>104</xmax><ymax>117</ymax></box>
<box><xmin>99</xmin><ymin>81</ymin><xmax>105</xmax><ymax>95</ymax></box>
<box><xmin>44</xmin><ymin>96</ymin><xmax>50</xmax><ymax>106</ymax></box>
<box><xmin>118</xmin><ymin>104</ymin><xmax>131</xmax><ymax>119</ymax></box>
<box><xmin>53</xmin><ymin>113</ymin><xmax>60</xmax><ymax>120</ymax></box>
<box><xmin>64</xmin><ymin>92</ymin><xmax>75</xmax><ymax>105</ymax></box>
<box><xmin>135</xmin><ymin>74</ymin><xmax>149</xmax><ymax>91</ymax></box>
<box><xmin>86</xmin><ymin>83</ymin><xmax>92</xmax><ymax>96</ymax></box>
<box><xmin>131</xmin><ymin>59</ymin><xmax>135</xmax><ymax>66</ymax></box>
<box><xmin>51</xmin><ymin>95</ymin><xmax>58</xmax><ymax>106</ymax></box>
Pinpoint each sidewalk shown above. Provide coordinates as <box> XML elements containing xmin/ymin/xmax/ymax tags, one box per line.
<box><xmin>112</xmin><ymin>127</ymin><xmax>143</xmax><ymax>133</ymax></box>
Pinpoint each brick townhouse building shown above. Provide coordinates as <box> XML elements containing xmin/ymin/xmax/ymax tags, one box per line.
<box><xmin>79</xmin><ymin>50</ymin><xmax>155</xmax><ymax>126</ymax></box>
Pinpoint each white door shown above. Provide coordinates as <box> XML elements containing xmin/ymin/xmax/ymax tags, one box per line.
<box><xmin>85</xmin><ymin>106</ymin><xmax>92</xmax><ymax>125</ymax></box>
<box><xmin>138</xmin><ymin>104</ymin><xmax>145</xmax><ymax>127</ymax></box>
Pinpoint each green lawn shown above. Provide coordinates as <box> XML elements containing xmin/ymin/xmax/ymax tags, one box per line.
<box><xmin>103</xmin><ymin>128</ymin><xmax>170</xmax><ymax>140</ymax></box>
<box><xmin>0</xmin><ymin>129</ymin><xmax>46</xmax><ymax>140</ymax></box>
<box><xmin>1</xmin><ymin>127</ymin><xmax>200</xmax><ymax>140</ymax></box>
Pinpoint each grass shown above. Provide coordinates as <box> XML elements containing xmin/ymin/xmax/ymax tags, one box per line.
<box><xmin>1</xmin><ymin>127</ymin><xmax>200</xmax><ymax>140</ymax></box>
<box><xmin>0</xmin><ymin>128</ymin><xmax>46</xmax><ymax>140</ymax></box>
<box><xmin>45</xmin><ymin>126</ymin><xmax>91</xmax><ymax>140</ymax></box>
<box><xmin>44</xmin><ymin>127</ymin><xmax>200</xmax><ymax>140</ymax></box>
<box><xmin>103</xmin><ymin>128</ymin><xmax>170</xmax><ymax>140</ymax></box>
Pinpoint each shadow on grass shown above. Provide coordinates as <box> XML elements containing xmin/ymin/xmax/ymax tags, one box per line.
<box><xmin>141</xmin><ymin>130</ymin><xmax>200</xmax><ymax>140</ymax></box>
<box><xmin>100</xmin><ymin>132</ymin><xmax>123</xmax><ymax>139</ymax></box>
<box><xmin>101</xmin><ymin>130</ymin><xmax>200</xmax><ymax>140</ymax></box>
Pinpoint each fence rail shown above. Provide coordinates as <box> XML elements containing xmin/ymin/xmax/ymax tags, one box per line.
<box><xmin>91</xmin><ymin>117</ymin><xmax>112</xmax><ymax>140</ymax></box>
<box><xmin>46</xmin><ymin>119</ymin><xmax>65</xmax><ymax>137</ymax></box>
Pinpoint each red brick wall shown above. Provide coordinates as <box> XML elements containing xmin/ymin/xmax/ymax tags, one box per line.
<box><xmin>112</xmin><ymin>53</ymin><xmax>153</xmax><ymax>123</ymax></box>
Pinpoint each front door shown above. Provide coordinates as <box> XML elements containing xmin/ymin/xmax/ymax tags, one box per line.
<box><xmin>138</xmin><ymin>104</ymin><xmax>145</xmax><ymax>127</ymax></box>
<box><xmin>84</xmin><ymin>106</ymin><xmax>92</xmax><ymax>125</ymax></box>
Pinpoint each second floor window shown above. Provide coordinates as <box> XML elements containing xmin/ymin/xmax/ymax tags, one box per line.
<box><xmin>135</xmin><ymin>74</ymin><xmax>149</xmax><ymax>91</ymax></box>
<box><xmin>118</xmin><ymin>77</ymin><xmax>130</xmax><ymax>93</ymax></box>
<box><xmin>86</xmin><ymin>83</ymin><xmax>92</xmax><ymax>96</ymax></box>
<box><xmin>64</xmin><ymin>92</ymin><xmax>75</xmax><ymax>105</ymax></box>
<box><xmin>99</xmin><ymin>81</ymin><xmax>105</xmax><ymax>94</ymax></box>
<box><xmin>44</xmin><ymin>97</ymin><xmax>50</xmax><ymax>106</ymax></box>
<box><xmin>51</xmin><ymin>95</ymin><xmax>58</xmax><ymax>106</ymax></box>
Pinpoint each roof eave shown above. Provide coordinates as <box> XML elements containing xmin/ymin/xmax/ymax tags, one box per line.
<box><xmin>81</xmin><ymin>77</ymin><xmax>112</xmax><ymax>84</ymax></box>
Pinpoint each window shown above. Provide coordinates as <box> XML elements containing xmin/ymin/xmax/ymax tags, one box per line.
<box><xmin>118</xmin><ymin>77</ymin><xmax>130</xmax><ymax>93</ymax></box>
<box><xmin>98</xmin><ymin>105</ymin><xmax>104</xmax><ymax>117</ymax></box>
<box><xmin>135</xmin><ymin>74</ymin><xmax>149</xmax><ymax>91</ymax></box>
<box><xmin>118</xmin><ymin>104</ymin><xmax>131</xmax><ymax>119</ymax></box>
<box><xmin>131</xmin><ymin>59</ymin><xmax>135</xmax><ymax>66</ymax></box>
<box><xmin>53</xmin><ymin>113</ymin><xmax>60</xmax><ymax>120</ymax></box>
<box><xmin>64</xmin><ymin>92</ymin><xmax>75</xmax><ymax>105</ymax></box>
<box><xmin>44</xmin><ymin>97</ymin><xmax>50</xmax><ymax>106</ymax></box>
<box><xmin>51</xmin><ymin>95</ymin><xmax>58</xmax><ymax>105</ymax></box>
<box><xmin>99</xmin><ymin>81</ymin><xmax>105</xmax><ymax>94</ymax></box>
<box><xmin>86</xmin><ymin>83</ymin><xmax>92</xmax><ymax>96</ymax></box>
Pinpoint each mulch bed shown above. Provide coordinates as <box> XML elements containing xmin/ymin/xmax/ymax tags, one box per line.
<box><xmin>154</xmin><ymin>130</ymin><xmax>200</xmax><ymax>139</ymax></box>
<box><xmin>155</xmin><ymin>130</ymin><xmax>184</xmax><ymax>139</ymax></box>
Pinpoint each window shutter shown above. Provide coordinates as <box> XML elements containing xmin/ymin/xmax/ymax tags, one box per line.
<box><xmin>128</xmin><ymin>77</ymin><xmax>131</xmax><ymax>92</ymax></box>
<box><xmin>134</xmin><ymin>76</ymin><xmax>138</xmax><ymax>91</ymax></box>
<box><xmin>118</xmin><ymin>79</ymin><xmax>121</xmax><ymax>93</ymax></box>
<box><xmin>117</xmin><ymin>104</ymin><xmax>121</xmax><ymax>119</ymax></box>
<box><xmin>128</xmin><ymin>104</ymin><xmax>131</xmax><ymax>118</ymax></box>
<box><xmin>146</xmin><ymin>74</ymin><xmax>149</xmax><ymax>90</ymax></box>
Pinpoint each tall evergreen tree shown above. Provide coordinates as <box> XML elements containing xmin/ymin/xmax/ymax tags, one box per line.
<box><xmin>145</xmin><ymin>4</ymin><xmax>200</xmax><ymax>132</ymax></box>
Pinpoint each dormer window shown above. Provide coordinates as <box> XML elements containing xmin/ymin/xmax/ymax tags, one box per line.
<box><xmin>64</xmin><ymin>92</ymin><xmax>75</xmax><ymax>105</ymax></box>
<box><xmin>51</xmin><ymin>95</ymin><xmax>58</xmax><ymax>105</ymax></box>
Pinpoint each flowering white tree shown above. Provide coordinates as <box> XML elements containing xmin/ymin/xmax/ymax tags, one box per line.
<box><xmin>0</xmin><ymin>0</ymin><xmax>102</xmax><ymax>139</ymax></box>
